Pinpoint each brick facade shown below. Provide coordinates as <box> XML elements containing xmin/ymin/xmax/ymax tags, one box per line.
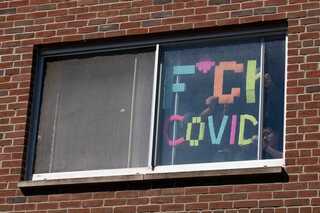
<box><xmin>0</xmin><ymin>0</ymin><xmax>320</xmax><ymax>212</ymax></box>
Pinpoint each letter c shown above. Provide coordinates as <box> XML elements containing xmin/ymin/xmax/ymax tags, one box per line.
<box><xmin>164</xmin><ymin>114</ymin><xmax>185</xmax><ymax>146</ymax></box>
<box><xmin>214</xmin><ymin>61</ymin><xmax>243</xmax><ymax>104</ymax></box>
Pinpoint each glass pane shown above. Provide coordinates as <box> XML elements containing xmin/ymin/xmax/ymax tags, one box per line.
<box><xmin>262</xmin><ymin>36</ymin><xmax>285</xmax><ymax>159</ymax></box>
<box><xmin>34</xmin><ymin>51</ymin><xmax>154</xmax><ymax>173</ymax></box>
<box><xmin>157</xmin><ymin>38</ymin><xmax>262</xmax><ymax>166</ymax></box>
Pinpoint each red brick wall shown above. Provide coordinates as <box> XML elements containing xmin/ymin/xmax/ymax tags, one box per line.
<box><xmin>0</xmin><ymin>0</ymin><xmax>319</xmax><ymax>212</ymax></box>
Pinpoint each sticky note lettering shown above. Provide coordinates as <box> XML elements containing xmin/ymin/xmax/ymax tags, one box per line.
<box><xmin>208</xmin><ymin>115</ymin><xmax>228</xmax><ymax>145</ymax></box>
<box><xmin>238</xmin><ymin>114</ymin><xmax>258</xmax><ymax>146</ymax></box>
<box><xmin>229</xmin><ymin>114</ymin><xmax>237</xmax><ymax>145</ymax></box>
<box><xmin>173</xmin><ymin>65</ymin><xmax>196</xmax><ymax>75</ymax></box>
<box><xmin>186</xmin><ymin>116</ymin><xmax>205</xmax><ymax>147</ymax></box>
<box><xmin>246</xmin><ymin>60</ymin><xmax>259</xmax><ymax>103</ymax></box>
<box><xmin>172</xmin><ymin>83</ymin><xmax>186</xmax><ymax>92</ymax></box>
<box><xmin>165</xmin><ymin>115</ymin><xmax>185</xmax><ymax>147</ymax></box>
<box><xmin>196</xmin><ymin>60</ymin><xmax>215</xmax><ymax>74</ymax></box>
<box><xmin>213</xmin><ymin>61</ymin><xmax>243</xmax><ymax>104</ymax></box>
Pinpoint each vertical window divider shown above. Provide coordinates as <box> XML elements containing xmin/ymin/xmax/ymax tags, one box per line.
<box><xmin>48</xmin><ymin>91</ymin><xmax>61</xmax><ymax>172</ymax></box>
<box><xmin>257</xmin><ymin>38</ymin><xmax>265</xmax><ymax>160</ymax></box>
<box><xmin>127</xmin><ymin>56</ymin><xmax>138</xmax><ymax>168</ymax></box>
<box><xmin>153</xmin><ymin>62</ymin><xmax>163</xmax><ymax>171</ymax></box>
<box><xmin>171</xmin><ymin>75</ymin><xmax>180</xmax><ymax>165</ymax></box>
<box><xmin>282</xmin><ymin>35</ymin><xmax>288</xmax><ymax>162</ymax></box>
<box><xmin>148</xmin><ymin>44</ymin><xmax>160</xmax><ymax>171</ymax></box>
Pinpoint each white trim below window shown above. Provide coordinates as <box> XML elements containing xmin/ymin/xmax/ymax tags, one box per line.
<box><xmin>32</xmin><ymin>159</ymin><xmax>284</xmax><ymax>181</ymax></box>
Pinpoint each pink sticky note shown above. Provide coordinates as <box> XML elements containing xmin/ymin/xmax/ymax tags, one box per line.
<box><xmin>196</xmin><ymin>60</ymin><xmax>215</xmax><ymax>74</ymax></box>
<box><xmin>169</xmin><ymin>114</ymin><xmax>184</xmax><ymax>121</ymax></box>
<box><xmin>164</xmin><ymin>114</ymin><xmax>186</xmax><ymax>147</ymax></box>
<box><xmin>169</xmin><ymin>137</ymin><xmax>185</xmax><ymax>146</ymax></box>
<box><xmin>229</xmin><ymin>115</ymin><xmax>237</xmax><ymax>145</ymax></box>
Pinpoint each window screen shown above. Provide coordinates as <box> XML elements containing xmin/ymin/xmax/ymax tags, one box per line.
<box><xmin>34</xmin><ymin>51</ymin><xmax>155</xmax><ymax>173</ymax></box>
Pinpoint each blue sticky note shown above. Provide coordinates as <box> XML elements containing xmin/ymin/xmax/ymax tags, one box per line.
<box><xmin>173</xmin><ymin>65</ymin><xmax>195</xmax><ymax>75</ymax></box>
<box><xmin>172</xmin><ymin>83</ymin><xmax>185</xmax><ymax>92</ymax></box>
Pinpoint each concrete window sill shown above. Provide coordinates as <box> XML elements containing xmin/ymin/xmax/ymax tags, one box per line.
<box><xmin>18</xmin><ymin>166</ymin><xmax>283</xmax><ymax>189</ymax></box>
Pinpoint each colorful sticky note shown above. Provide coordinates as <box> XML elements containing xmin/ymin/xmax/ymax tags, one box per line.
<box><xmin>246</xmin><ymin>60</ymin><xmax>259</xmax><ymax>103</ymax></box>
<box><xmin>208</xmin><ymin>115</ymin><xmax>228</xmax><ymax>145</ymax></box>
<box><xmin>165</xmin><ymin>115</ymin><xmax>185</xmax><ymax>147</ymax></box>
<box><xmin>238</xmin><ymin>114</ymin><xmax>258</xmax><ymax>146</ymax></box>
<box><xmin>196</xmin><ymin>60</ymin><xmax>215</xmax><ymax>74</ymax></box>
<box><xmin>173</xmin><ymin>65</ymin><xmax>196</xmax><ymax>75</ymax></box>
<box><xmin>213</xmin><ymin>61</ymin><xmax>243</xmax><ymax>104</ymax></box>
<box><xmin>229</xmin><ymin>115</ymin><xmax>237</xmax><ymax>145</ymax></box>
<box><xmin>186</xmin><ymin>116</ymin><xmax>205</xmax><ymax>147</ymax></box>
<box><xmin>172</xmin><ymin>83</ymin><xmax>186</xmax><ymax>92</ymax></box>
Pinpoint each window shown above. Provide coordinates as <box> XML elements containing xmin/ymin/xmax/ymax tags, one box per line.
<box><xmin>26</xmin><ymin>27</ymin><xmax>287</xmax><ymax>181</ymax></box>
<box><xmin>35</xmin><ymin>51</ymin><xmax>155</xmax><ymax>174</ymax></box>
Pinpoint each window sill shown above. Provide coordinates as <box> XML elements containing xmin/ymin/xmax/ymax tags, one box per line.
<box><xmin>18</xmin><ymin>166</ymin><xmax>283</xmax><ymax>189</ymax></box>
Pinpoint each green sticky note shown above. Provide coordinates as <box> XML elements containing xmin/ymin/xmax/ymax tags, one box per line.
<box><xmin>238</xmin><ymin>114</ymin><xmax>258</xmax><ymax>146</ymax></box>
<box><xmin>199</xmin><ymin>122</ymin><xmax>205</xmax><ymax>140</ymax></box>
<box><xmin>186</xmin><ymin>117</ymin><xmax>205</xmax><ymax>147</ymax></box>
<box><xmin>186</xmin><ymin>123</ymin><xmax>192</xmax><ymax>141</ymax></box>
<box><xmin>246</xmin><ymin>60</ymin><xmax>258</xmax><ymax>104</ymax></box>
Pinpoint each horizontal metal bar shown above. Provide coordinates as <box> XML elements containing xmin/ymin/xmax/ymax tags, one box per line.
<box><xmin>40</xmin><ymin>24</ymin><xmax>287</xmax><ymax>58</ymax></box>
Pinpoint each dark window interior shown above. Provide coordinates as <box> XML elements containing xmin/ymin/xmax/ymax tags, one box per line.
<box><xmin>157</xmin><ymin>36</ymin><xmax>285</xmax><ymax>166</ymax></box>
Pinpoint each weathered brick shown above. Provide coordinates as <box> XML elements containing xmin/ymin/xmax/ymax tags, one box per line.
<box><xmin>231</xmin><ymin>10</ymin><xmax>253</xmax><ymax>17</ymax></box>
<box><xmin>99</xmin><ymin>24</ymin><xmax>119</xmax><ymax>31</ymax></box>
<box><xmin>0</xmin><ymin>1</ymin><xmax>318</xmax><ymax>213</ymax></box>
<box><xmin>0</xmin><ymin>8</ymin><xmax>16</xmax><ymax>15</ymax></box>
<box><xmin>209</xmin><ymin>0</ymin><xmax>230</xmax><ymax>5</ymax></box>
<box><xmin>254</xmin><ymin>7</ymin><xmax>277</xmax><ymax>15</ymax></box>
<box><xmin>306</xmin><ymin>86</ymin><xmax>320</xmax><ymax>93</ymax></box>
<box><xmin>153</xmin><ymin>0</ymin><xmax>172</xmax><ymax>4</ymax></box>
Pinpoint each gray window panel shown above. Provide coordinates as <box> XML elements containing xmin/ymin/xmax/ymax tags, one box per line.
<box><xmin>34</xmin><ymin>51</ymin><xmax>155</xmax><ymax>174</ymax></box>
<box><xmin>34</xmin><ymin>63</ymin><xmax>63</xmax><ymax>173</ymax></box>
<box><xmin>130</xmin><ymin>52</ymin><xmax>155</xmax><ymax>168</ymax></box>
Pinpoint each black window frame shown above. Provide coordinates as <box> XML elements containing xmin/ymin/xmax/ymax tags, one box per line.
<box><xmin>25</xmin><ymin>23</ymin><xmax>288</xmax><ymax>181</ymax></box>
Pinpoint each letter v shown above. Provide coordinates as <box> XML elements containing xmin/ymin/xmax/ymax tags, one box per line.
<box><xmin>208</xmin><ymin>115</ymin><xmax>229</xmax><ymax>144</ymax></box>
